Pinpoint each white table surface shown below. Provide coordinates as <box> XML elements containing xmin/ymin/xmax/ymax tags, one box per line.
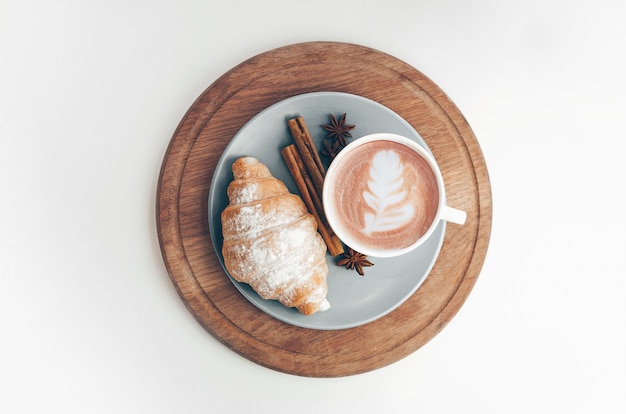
<box><xmin>2</xmin><ymin>1</ymin><xmax>625</xmax><ymax>412</ymax></box>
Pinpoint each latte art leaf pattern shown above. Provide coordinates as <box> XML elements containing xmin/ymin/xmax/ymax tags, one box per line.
<box><xmin>362</xmin><ymin>150</ymin><xmax>415</xmax><ymax>235</ymax></box>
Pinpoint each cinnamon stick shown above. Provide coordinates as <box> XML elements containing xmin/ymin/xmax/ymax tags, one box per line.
<box><xmin>281</xmin><ymin>144</ymin><xmax>344</xmax><ymax>256</ymax></box>
<box><xmin>287</xmin><ymin>117</ymin><xmax>325</xmax><ymax>199</ymax></box>
<box><xmin>287</xmin><ymin>144</ymin><xmax>325</xmax><ymax>218</ymax></box>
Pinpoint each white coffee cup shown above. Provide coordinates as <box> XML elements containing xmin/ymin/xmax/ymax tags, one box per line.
<box><xmin>322</xmin><ymin>133</ymin><xmax>466</xmax><ymax>258</ymax></box>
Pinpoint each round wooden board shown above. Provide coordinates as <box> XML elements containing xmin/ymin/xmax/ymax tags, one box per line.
<box><xmin>156</xmin><ymin>42</ymin><xmax>492</xmax><ymax>377</ymax></box>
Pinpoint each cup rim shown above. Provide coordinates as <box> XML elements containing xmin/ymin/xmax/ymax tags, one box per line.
<box><xmin>322</xmin><ymin>133</ymin><xmax>447</xmax><ymax>258</ymax></box>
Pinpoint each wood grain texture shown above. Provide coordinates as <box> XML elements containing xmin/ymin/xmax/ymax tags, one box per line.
<box><xmin>156</xmin><ymin>42</ymin><xmax>492</xmax><ymax>377</ymax></box>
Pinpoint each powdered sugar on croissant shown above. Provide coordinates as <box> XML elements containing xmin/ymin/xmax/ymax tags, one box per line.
<box><xmin>221</xmin><ymin>156</ymin><xmax>330</xmax><ymax>315</ymax></box>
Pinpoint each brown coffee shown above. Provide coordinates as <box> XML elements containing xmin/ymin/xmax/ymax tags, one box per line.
<box><xmin>326</xmin><ymin>140</ymin><xmax>439</xmax><ymax>253</ymax></box>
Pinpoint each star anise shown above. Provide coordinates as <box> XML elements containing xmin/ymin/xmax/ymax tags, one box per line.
<box><xmin>322</xmin><ymin>113</ymin><xmax>355</xmax><ymax>147</ymax></box>
<box><xmin>320</xmin><ymin>138</ymin><xmax>344</xmax><ymax>162</ymax></box>
<box><xmin>336</xmin><ymin>248</ymin><xmax>374</xmax><ymax>276</ymax></box>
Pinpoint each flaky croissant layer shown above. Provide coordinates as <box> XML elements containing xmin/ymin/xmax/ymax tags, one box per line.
<box><xmin>221</xmin><ymin>157</ymin><xmax>330</xmax><ymax>315</ymax></box>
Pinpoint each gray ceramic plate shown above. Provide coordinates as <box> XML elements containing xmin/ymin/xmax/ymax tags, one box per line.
<box><xmin>208</xmin><ymin>92</ymin><xmax>445</xmax><ymax>330</ymax></box>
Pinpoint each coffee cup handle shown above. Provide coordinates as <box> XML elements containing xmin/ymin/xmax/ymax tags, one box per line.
<box><xmin>441</xmin><ymin>205</ymin><xmax>467</xmax><ymax>225</ymax></box>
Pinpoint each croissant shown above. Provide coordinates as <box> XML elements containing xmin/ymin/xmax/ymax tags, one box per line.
<box><xmin>221</xmin><ymin>156</ymin><xmax>330</xmax><ymax>315</ymax></box>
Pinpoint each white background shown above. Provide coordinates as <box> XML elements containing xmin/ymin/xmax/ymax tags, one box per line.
<box><xmin>2</xmin><ymin>0</ymin><xmax>625</xmax><ymax>412</ymax></box>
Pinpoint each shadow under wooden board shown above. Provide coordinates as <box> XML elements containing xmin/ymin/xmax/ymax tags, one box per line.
<box><xmin>156</xmin><ymin>41</ymin><xmax>492</xmax><ymax>377</ymax></box>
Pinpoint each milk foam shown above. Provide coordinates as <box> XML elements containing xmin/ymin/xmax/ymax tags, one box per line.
<box><xmin>361</xmin><ymin>149</ymin><xmax>415</xmax><ymax>235</ymax></box>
